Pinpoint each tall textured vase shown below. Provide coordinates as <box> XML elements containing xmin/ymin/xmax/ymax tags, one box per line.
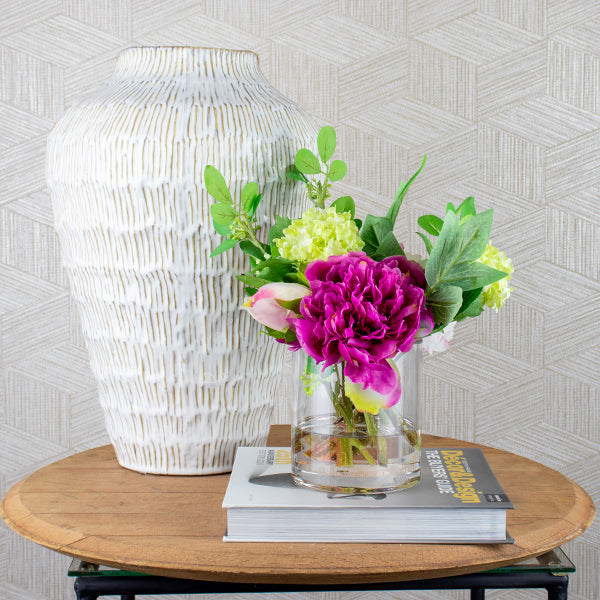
<box><xmin>46</xmin><ymin>47</ymin><xmax>317</xmax><ymax>474</ymax></box>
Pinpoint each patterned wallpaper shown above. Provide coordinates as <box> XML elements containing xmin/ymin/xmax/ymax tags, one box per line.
<box><xmin>1</xmin><ymin>1</ymin><xmax>599</xmax><ymax>599</ymax></box>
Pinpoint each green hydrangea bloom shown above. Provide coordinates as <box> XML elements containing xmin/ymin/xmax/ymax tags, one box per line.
<box><xmin>477</xmin><ymin>243</ymin><xmax>514</xmax><ymax>311</ymax></box>
<box><xmin>276</xmin><ymin>207</ymin><xmax>364</xmax><ymax>263</ymax></box>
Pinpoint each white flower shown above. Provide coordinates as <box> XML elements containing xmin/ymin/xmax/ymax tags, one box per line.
<box><xmin>422</xmin><ymin>322</ymin><xmax>456</xmax><ymax>356</ymax></box>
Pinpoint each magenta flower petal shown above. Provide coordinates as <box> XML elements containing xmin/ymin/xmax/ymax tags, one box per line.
<box><xmin>417</xmin><ymin>307</ymin><xmax>435</xmax><ymax>338</ymax></box>
<box><xmin>344</xmin><ymin>358</ymin><xmax>398</xmax><ymax>396</ymax></box>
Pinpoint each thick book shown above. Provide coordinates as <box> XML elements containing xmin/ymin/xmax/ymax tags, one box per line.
<box><xmin>222</xmin><ymin>446</ymin><xmax>514</xmax><ymax>543</ymax></box>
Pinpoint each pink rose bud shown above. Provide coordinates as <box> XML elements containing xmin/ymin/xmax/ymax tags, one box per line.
<box><xmin>243</xmin><ymin>282</ymin><xmax>311</xmax><ymax>332</ymax></box>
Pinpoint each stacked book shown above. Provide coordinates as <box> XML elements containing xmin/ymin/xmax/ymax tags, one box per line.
<box><xmin>222</xmin><ymin>446</ymin><xmax>513</xmax><ymax>543</ymax></box>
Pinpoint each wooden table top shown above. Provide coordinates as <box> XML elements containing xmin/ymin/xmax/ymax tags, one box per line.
<box><xmin>1</xmin><ymin>425</ymin><xmax>595</xmax><ymax>585</ymax></box>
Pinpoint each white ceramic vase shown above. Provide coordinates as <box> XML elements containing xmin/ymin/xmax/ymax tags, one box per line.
<box><xmin>46</xmin><ymin>47</ymin><xmax>317</xmax><ymax>474</ymax></box>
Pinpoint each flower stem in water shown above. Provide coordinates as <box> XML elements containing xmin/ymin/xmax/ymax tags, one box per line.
<box><xmin>332</xmin><ymin>363</ymin><xmax>354</xmax><ymax>428</ymax></box>
<box><xmin>337</xmin><ymin>437</ymin><xmax>353</xmax><ymax>467</ymax></box>
<box><xmin>364</xmin><ymin>412</ymin><xmax>388</xmax><ymax>465</ymax></box>
<box><xmin>350</xmin><ymin>439</ymin><xmax>377</xmax><ymax>465</ymax></box>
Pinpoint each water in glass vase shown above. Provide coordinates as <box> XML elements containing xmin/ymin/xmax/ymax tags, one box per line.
<box><xmin>292</xmin><ymin>414</ymin><xmax>421</xmax><ymax>494</ymax></box>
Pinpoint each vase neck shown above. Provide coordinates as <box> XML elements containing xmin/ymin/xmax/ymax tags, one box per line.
<box><xmin>113</xmin><ymin>47</ymin><xmax>262</xmax><ymax>80</ymax></box>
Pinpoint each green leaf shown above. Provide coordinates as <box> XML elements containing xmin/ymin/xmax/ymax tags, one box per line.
<box><xmin>331</xmin><ymin>195</ymin><xmax>355</xmax><ymax>217</ymax></box>
<box><xmin>372</xmin><ymin>231</ymin><xmax>404</xmax><ymax>260</ymax></box>
<box><xmin>328</xmin><ymin>159</ymin><xmax>347</xmax><ymax>182</ymax></box>
<box><xmin>247</xmin><ymin>194</ymin><xmax>262</xmax><ymax>219</ymax></box>
<box><xmin>417</xmin><ymin>214</ymin><xmax>444</xmax><ymax>236</ymax></box>
<box><xmin>204</xmin><ymin>165</ymin><xmax>232</xmax><ymax>204</ymax></box>
<box><xmin>426</xmin><ymin>286</ymin><xmax>463</xmax><ymax>325</ymax></box>
<box><xmin>295</xmin><ymin>148</ymin><xmax>322</xmax><ymax>174</ymax></box>
<box><xmin>447</xmin><ymin>201</ymin><xmax>457</xmax><ymax>213</ymax></box>
<box><xmin>254</xmin><ymin>256</ymin><xmax>297</xmax><ymax>283</ymax></box>
<box><xmin>458</xmin><ymin>287</ymin><xmax>481</xmax><ymax>311</ymax></box>
<box><xmin>457</xmin><ymin>294</ymin><xmax>484</xmax><ymax>320</ymax></box>
<box><xmin>269</xmin><ymin>242</ymin><xmax>281</xmax><ymax>257</ymax></box>
<box><xmin>317</xmin><ymin>126</ymin><xmax>336</xmax><ymax>163</ymax></box>
<box><xmin>281</xmin><ymin>269</ymin><xmax>308</xmax><ymax>286</ymax></box>
<box><xmin>354</xmin><ymin>218</ymin><xmax>362</xmax><ymax>230</ymax></box>
<box><xmin>236</xmin><ymin>274</ymin><xmax>270</xmax><ymax>288</ymax></box>
<box><xmin>286</xmin><ymin>165</ymin><xmax>308</xmax><ymax>183</ymax></box>
<box><xmin>440</xmin><ymin>261</ymin><xmax>509</xmax><ymax>291</ymax></box>
<box><xmin>210</xmin><ymin>238</ymin><xmax>238</xmax><ymax>257</ymax></box>
<box><xmin>241</xmin><ymin>182</ymin><xmax>259</xmax><ymax>215</ymax></box>
<box><xmin>416</xmin><ymin>231</ymin><xmax>433</xmax><ymax>255</ymax></box>
<box><xmin>210</xmin><ymin>203</ymin><xmax>237</xmax><ymax>227</ymax></box>
<box><xmin>360</xmin><ymin>215</ymin><xmax>406</xmax><ymax>260</ymax></box>
<box><xmin>275</xmin><ymin>297</ymin><xmax>302</xmax><ymax>312</ymax></box>
<box><xmin>290</xmin><ymin>269</ymin><xmax>309</xmax><ymax>287</ymax></box>
<box><xmin>425</xmin><ymin>209</ymin><xmax>495</xmax><ymax>292</ymax></box>
<box><xmin>457</xmin><ymin>196</ymin><xmax>475</xmax><ymax>218</ymax></box>
<box><xmin>360</xmin><ymin>214</ymin><xmax>394</xmax><ymax>256</ymax></box>
<box><xmin>213</xmin><ymin>221</ymin><xmax>231</xmax><ymax>236</ymax></box>
<box><xmin>239</xmin><ymin>240</ymin><xmax>267</xmax><ymax>261</ymax></box>
<box><xmin>361</xmin><ymin>214</ymin><xmax>393</xmax><ymax>245</ymax></box>
<box><xmin>455</xmin><ymin>287</ymin><xmax>484</xmax><ymax>321</ymax></box>
<box><xmin>267</xmin><ymin>215</ymin><xmax>292</xmax><ymax>246</ymax></box>
<box><xmin>386</xmin><ymin>155</ymin><xmax>426</xmax><ymax>225</ymax></box>
<box><xmin>425</xmin><ymin>210</ymin><xmax>459</xmax><ymax>288</ymax></box>
<box><xmin>264</xmin><ymin>325</ymin><xmax>299</xmax><ymax>344</ymax></box>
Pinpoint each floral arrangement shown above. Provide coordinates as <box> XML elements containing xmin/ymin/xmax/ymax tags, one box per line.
<box><xmin>204</xmin><ymin>126</ymin><xmax>513</xmax><ymax>474</ymax></box>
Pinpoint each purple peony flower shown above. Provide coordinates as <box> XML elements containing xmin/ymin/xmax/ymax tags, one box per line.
<box><xmin>294</xmin><ymin>251</ymin><xmax>428</xmax><ymax>399</ymax></box>
<box><xmin>379</xmin><ymin>255</ymin><xmax>434</xmax><ymax>339</ymax></box>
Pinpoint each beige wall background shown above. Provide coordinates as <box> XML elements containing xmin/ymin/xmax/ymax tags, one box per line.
<box><xmin>1</xmin><ymin>1</ymin><xmax>599</xmax><ymax>599</ymax></box>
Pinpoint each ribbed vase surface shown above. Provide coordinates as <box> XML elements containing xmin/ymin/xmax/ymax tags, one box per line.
<box><xmin>46</xmin><ymin>47</ymin><xmax>317</xmax><ymax>474</ymax></box>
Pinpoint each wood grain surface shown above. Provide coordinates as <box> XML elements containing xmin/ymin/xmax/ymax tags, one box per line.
<box><xmin>1</xmin><ymin>425</ymin><xmax>595</xmax><ymax>585</ymax></box>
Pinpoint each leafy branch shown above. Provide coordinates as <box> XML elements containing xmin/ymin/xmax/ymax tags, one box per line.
<box><xmin>421</xmin><ymin>202</ymin><xmax>509</xmax><ymax>327</ymax></box>
<box><xmin>204</xmin><ymin>165</ymin><xmax>304</xmax><ymax>295</ymax></box>
<box><xmin>287</xmin><ymin>126</ymin><xmax>349</xmax><ymax>209</ymax></box>
<box><xmin>204</xmin><ymin>166</ymin><xmax>268</xmax><ymax>259</ymax></box>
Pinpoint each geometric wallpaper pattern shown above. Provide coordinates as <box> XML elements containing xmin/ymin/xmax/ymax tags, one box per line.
<box><xmin>1</xmin><ymin>1</ymin><xmax>599</xmax><ymax>599</ymax></box>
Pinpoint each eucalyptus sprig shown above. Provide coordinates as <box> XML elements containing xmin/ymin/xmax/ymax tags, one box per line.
<box><xmin>417</xmin><ymin>199</ymin><xmax>509</xmax><ymax>328</ymax></box>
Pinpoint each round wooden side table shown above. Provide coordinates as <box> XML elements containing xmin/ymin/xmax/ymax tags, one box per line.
<box><xmin>1</xmin><ymin>425</ymin><xmax>595</xmax><ymax>594</ymax></box>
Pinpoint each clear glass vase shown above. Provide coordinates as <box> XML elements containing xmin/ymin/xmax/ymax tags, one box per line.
<box><xmin>290</xmin><ymin>343</ymin><xmax>422</xmax><ymax>494</ymax></box>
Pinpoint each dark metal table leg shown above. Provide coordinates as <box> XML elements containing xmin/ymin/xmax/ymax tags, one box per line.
<box><xmin>547</xmin><ymin>577</ymin><xmax>569</xmax><ymax>600</ymax></box>
<box><xmin>471</xmin><ymin>587</ymin><xmax>485</xmax><ymax>600</ymax></box>
<box><xmin>74</xmin><ymin>578</ymin><xmax>98</xmax><ymax>600</ymax></box>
